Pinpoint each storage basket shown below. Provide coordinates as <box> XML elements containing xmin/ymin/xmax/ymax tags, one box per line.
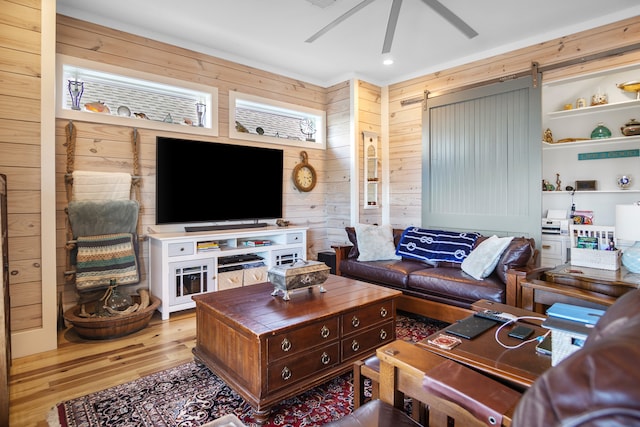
<box><xmin>569</xmin><ymin>224</ymin><xmax>620</xmax><ymax>270</ymax></box>
<box><xmin>570</xmin><ymin>247</ymin><xmax>621</xmax><ymax>270</ymax></box>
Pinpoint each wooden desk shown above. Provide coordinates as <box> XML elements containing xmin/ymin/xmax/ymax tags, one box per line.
<box><xmin>192</xmin><ymin>276</ymin><xmax>401</xmax><ymax>424</ymax></box>
<box><xmin>521</xmin><ymin>264</ymin><xmax>639</xmax><ymax>313</ymax></box>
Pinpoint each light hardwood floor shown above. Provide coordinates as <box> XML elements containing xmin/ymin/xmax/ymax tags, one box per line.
<box><xmin>9</xmin><ymin>309</ymin><xmax>198</xmax><ymax>427</ymax></box>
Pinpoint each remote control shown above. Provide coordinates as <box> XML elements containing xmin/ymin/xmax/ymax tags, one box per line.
<box><xmin>474</xmin><ymin>310</ymin><xmax>518</xmax><ymax>323</ymax></box>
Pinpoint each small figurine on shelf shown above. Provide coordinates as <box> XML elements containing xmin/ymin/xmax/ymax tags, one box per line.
<box><xmin>606</xmin><ymin>237</ymin><xmax>617</xmax><ymax>251</ymax></box>
<box><xmin>555</xmin><ymin>173</ymin><xmax>562</xmax><ymax>191</ymax></box>
<box><xmin>591</xmin><ymin>89</ymin><xmax>608</xmax><ymax>106</ymax></box>
<box><xmin>543</xmin><ymin>128</ymin><xmax>554</xmax><ymax>143</ymax></box>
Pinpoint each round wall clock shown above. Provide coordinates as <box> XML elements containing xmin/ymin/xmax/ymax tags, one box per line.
<box><xmin>292</xmin><ymin>151</ymin><xmax>317</xmax><ymax>192</ymax></box>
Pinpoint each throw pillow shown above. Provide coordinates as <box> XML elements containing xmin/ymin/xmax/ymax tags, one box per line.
<box><xmin>396</xmin><ymin>227</ymin><xmax>481</xmax><ymax>264</ymax></box>
<box><xmin>354</xmin><ymin>223</ymin><xmax>401</xmax><ymax>262</ymax></box>
<box><xmin>461</xmin><ymin>235</ymin><xmax>514</xmax><ymax>280</ymax></box>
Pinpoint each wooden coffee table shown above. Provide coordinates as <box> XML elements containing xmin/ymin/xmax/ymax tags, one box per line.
<box><xmin>417</xmin><ymin>301</ymin><xmax>551</xmax><ymax>390</ymax></box>
<box><xmin>192</xmin><ymin>275</ymin><xmax>401</xmax><ymax>424</ymax></box>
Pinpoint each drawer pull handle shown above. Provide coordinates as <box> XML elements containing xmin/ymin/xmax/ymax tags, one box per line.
<box><xmin>320</xmin><ymin>325</ymin><xmax>330</xmax><ymax>338</ymax></box>
<box><xmin>281</xmin><ymin>338</ymin><xmax>292</xmax><ymax>352</ymax></box>
<box><xmin>380</xmin><ymin>307</ymin><xmax>388</xmax><ymax>318</ymax></box>
<box><xmin>542</xmin><ymin>245</ymin><xmax>551</xmax><ymax>249</ymax></box>
<box><xmin>281</xmin><ymin>367</ymin><xmax>292</xmax><ymax>381</ymax></box>
<box><xmin>351</xmin><ymin>316</ymin><xmax>360</xmax><ymax>328</ymax></box>
<box><xmin>351</xmin><ymin>340</ymin><xmax>360</xmax><ymax>352</ymax></box>
<box><xmin>379</xmin><ymin>329</ymin><xmax>388</xmax><ymax>340</ymax></box>
<box><xmin>320</xmin><ymin>352</ymin><xmax>331</xmax><ymax>365</ymax></box>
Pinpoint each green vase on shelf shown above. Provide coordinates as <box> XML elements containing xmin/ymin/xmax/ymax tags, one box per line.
<box><xmin>590</xmin><ymin>123</ymin><xmax>612</xmax><ymax>139</ymax></box>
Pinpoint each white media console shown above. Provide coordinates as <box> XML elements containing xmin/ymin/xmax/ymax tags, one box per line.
<box><xmin>148</xmin><ymin>226</ymin><xmax>308</xmax><ymax>319</ymax></box>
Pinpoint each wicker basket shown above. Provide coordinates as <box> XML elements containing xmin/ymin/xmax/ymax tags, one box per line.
<box><xmin>570</xmin><ymin>248</ymin><xmax>621</xmax><ymax>270</ymax></box>
<box><xmin>64</xmin><ymin>295</ymin><xmax>160</xmax><ymax>339</ymax></box>
<box><xmin>569</xmin><ymin>224</ymin><xmax>620</xmax><ymax>270</ymax></box>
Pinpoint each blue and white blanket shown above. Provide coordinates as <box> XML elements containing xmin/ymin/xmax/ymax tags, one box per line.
<box><xmin>396</xmin><ymin>227</ymin><xmax>481</xmax><ymax>264</ymax></box>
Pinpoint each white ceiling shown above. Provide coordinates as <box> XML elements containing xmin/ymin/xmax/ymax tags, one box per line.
<box><xmin>56</xmin><ymin>0</ymin><xmax>640</xmax><ymax>87</ymax></box>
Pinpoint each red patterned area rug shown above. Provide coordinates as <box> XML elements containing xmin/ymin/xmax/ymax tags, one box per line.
<box><xmin>48</xmin><ymin>313</ymin><xmax>446</xmax><ymax>427</ymax></box>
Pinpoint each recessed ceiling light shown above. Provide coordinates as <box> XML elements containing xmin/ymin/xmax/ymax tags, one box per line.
<box><xmin>382</xmin><ymin>54</ymin><xmax>394</xmax><ymax>66</ymax></box>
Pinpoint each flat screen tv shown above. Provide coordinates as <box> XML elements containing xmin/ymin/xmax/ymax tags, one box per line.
<box><xmin>156</xmin><ymin>137</ymin><xmax>283</xmax><ymax>230</ymax></box>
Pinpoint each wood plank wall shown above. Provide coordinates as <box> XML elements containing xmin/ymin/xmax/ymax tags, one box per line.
<box><xmin>3</xmin><ymin>7</ymin><xmax>639</xmax><ymax>338</ymax></box>
<box><xmin>55</xmin><ymin>15</ymin><xmax>330</xmax><ymax>312</ymax></box>
<box><xmin>0</xmin><ymin>0</ymin><xmax>43</xmax><ymax>333</ymax></box>
<box><xmin>325</xmin><ymin>81</ymin><xmax>353</xmax><ymax>245</ymax></box>
<box><xmin>357</xmin><ymin>81</ymin><xmax>382</xmax><ymax>225</ymax></box>
<box><xmin>386</xmin><ymin>16</ymin><xmax>640</xmax><ymax>229</ymax></box>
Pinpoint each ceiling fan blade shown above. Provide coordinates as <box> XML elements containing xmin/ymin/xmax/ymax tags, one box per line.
<box><xmin>382</xmin><ymin>0</ymin><xmax>403</xmax><ymax>54</ymax></box>
<box><xmin>421</xmin><ymin>0</ymin><xmax>478</xmax><ymax>39</ymax></box>
<box><xmin>306</xmin><ymin>0</ymin><xmax>377</xmax><ymax>43</ymax></box>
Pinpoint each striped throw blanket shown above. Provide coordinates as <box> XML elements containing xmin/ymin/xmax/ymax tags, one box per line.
<box><xmin>75</xmin><ymin>233</ymin><xmax>139</xmax><ymax>290</ymax></box>
<box><xmin>396</xmin><ymin>227</ymin><xmax>481</xmax><ymax>264</ymax></box>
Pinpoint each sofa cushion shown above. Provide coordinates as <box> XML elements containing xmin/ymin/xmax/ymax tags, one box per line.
<box><xmin>340</xmin><ymin>259</ymin><xmax>428</xmax><ymax>289</ymax></box>
<box><xmin>345</xmin><ymin>226</ymin><xmax>404</xmax><ymax>260</ymax></box>
<box><xmin>494</xmin><ymin>237</ymin><xmax>535</xmax><ymax>283</ymax></box>
<box><xmin>354</xmin><ymin>223</ymin><xmax>401</xmax><ymax>261</ymax></box>
<box><xmin>396</xmin><ymin>227</ymin><xmax>481</xmax><ymax>265</ymax></box>
<box><xmin>407</xmin><ymin>268</ymin><xmax>505</xmax><ymax>304</ymax></box>
<box><xmin>461</xmin><ymin>235</ymin><xmax>514</xmax><ymax>280</ymax></box>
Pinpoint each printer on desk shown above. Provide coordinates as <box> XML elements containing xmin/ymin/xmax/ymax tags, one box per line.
<box><xmin>542</xmin><ymin>209</ymin><xmax>570</xmax><ymax>235</ymax></box>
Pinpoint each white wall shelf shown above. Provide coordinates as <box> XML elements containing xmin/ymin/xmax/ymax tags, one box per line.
<box><xmin>543</xmin><ymin>190</ymin><xmax>640</xmax><ymax>194</ymax></box>
<box><xmin>541</xmin><ymin>64</ymin><xmax>640</xmax><ymax>225</ymax></box>
<box><xmin>546</xmin><ymin>99</ymin><xmax>640</xmax><ymax>119</ymax></box>
<box><xmin>229</xmin><ymin>91</ymin><xmax>326</xmax><ymax>150</ymax></box>
<box><xmin>542</xmin><ymin>135</ymin><xmax>640</xmax><ymax>149</ymax></box>
<box><xmin>363</xmin><ymin>131</ymin><xmax>380</xmax><ymax>209</ymax></box>
<box><xmin>56</xmin><ymin>54</ymin><xmax>219</xmax><ymax>136</ymax></box>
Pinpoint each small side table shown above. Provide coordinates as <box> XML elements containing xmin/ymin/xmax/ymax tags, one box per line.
<box><xmin>521</xmin><ymin>263</ymin><xmax>639</xmax><ymax>313</ymax></box>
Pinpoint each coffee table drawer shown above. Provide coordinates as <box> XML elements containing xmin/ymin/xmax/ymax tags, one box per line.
<box><xmin>268</xmin><ymin>317</ymin><xmax>339</xmax><ymax>361</ymax></box>
<box><xmin>342</xmin><ymin>320</ymin><xmax>395</xmax><ymax>361</ymax></box>
<box><xmin>268</xmin><ymin>342</ymin><xmax>341</xmax><ymax>392</ymax></box>
<box><xmin>341</xmin><ymin>300</ymin><xmax>394</xmax><ymax>335</ymax></box>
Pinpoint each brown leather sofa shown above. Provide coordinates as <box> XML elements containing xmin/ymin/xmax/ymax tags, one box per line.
<box><xmin>333</xmin><ymin>227</ymin><xmax>538</xmax><ymax>322</ymax></box>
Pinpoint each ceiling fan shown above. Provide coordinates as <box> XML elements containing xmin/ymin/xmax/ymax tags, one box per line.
<box><xmin>305</xmin><ymin>0</ymin><xmax>478</xmax><ymax>54</ymax></box>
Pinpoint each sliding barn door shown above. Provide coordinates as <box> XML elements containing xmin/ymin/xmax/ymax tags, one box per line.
<box><xmin>422</xmin><ymin>76</ymin><xmax>541</xmax><ymax>243</ymax></box>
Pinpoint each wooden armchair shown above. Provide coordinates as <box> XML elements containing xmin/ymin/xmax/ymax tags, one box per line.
<box><xmin>328</xmin><ymin>340</ymin><xmax>521</xmax><ymax>427</ymax></box>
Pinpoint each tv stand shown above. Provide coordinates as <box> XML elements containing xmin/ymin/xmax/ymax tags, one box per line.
<box><xmin>148</xmin><ymin>226</ymin><xmax>308</xmax><ymax>319</ymax></box>
<box><xmin>185</xmin><ymin>222</ymin><xmax>268</xmax><ymax>232</ymax></box>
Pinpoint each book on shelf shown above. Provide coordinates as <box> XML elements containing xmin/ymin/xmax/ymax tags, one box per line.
<box><xmin>242</xmin><ymin>240</ymin><xmax>272</xmax><ymax>247</ymax></box>
<box><xmin>197</xmin><ymin>241</ymin><xmax>221</xmax><ymax>251</ymax></box>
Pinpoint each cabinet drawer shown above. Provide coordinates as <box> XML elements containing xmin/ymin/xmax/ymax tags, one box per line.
<box><xmin>341</xmin><ymin>320</ymin><xmax>395</xmax><ymax>361</ymax></box>
<box><xmin>268</xmin><ymin>317</ymin><xmax>339</xmax><ymax>361</ymax></box>
<box><xmin>168</xmin><ymin>242</ymin><xmax>194</xmax><ymax>257</ymax></box>
<box><xmin>243</xmin><ymin>266</ymin><xmax>268</xmax><ymax>285</ymax></box>
<box><xmin>267</xmin><ymin>342</ymin><xmax>340</xmax><ymax>393</ymax></box>
<box><xmin>218</xmin><ymin>270</ymin><xmax>243</xmax><ymax>291</ymax></box>
<box><xmin>286</xmin><ymin>232</ymin><xmax>303</xmax><ymax>244</ymax></box>
<box><xmin>541</xmin><ymin>239</ymin><xmax>563</xmax><ymax>257</ymax></box>
<box><xmin>341</xmin><ymin>300</ymin><xmax>394</xmax><ymax>335</ymax></box>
